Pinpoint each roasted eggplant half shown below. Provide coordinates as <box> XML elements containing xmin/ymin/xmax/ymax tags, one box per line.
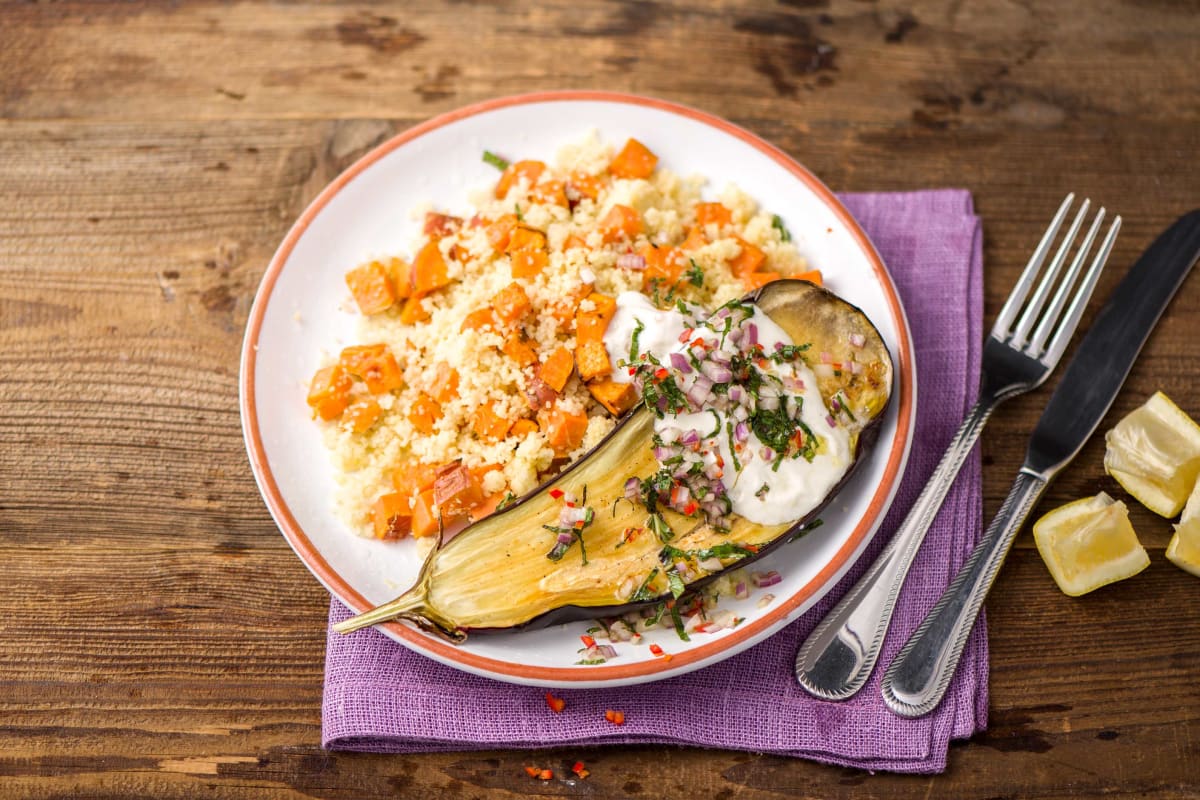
<box><xmin>334</xmin><ymin>280</ymin><xmax>893</xmax><ymax>640</ymax></box>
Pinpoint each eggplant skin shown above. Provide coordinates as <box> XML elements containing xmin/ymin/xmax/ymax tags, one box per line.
<box><xmin>333</xmin><ymin>280</ymin><xmax>895</xmax><ymax>640</ymax></box>
<box><xmin>456</xmin><ymin>391</ymin><xmax>885</xmax><ymax>635</ymax></box>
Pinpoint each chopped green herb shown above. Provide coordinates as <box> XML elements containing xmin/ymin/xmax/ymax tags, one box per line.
<box><xmin>667</xmin><ymin>569</ymin><xmax>686</xmax><ymax>599</ymax></box>
<box><xmin>630</xmin><ymin>317</ymin><xmax>645</xmax><ymax>363</ymax></box>
<box><xmin>496</xmin><ymin>492</ymin><xmax>518</xmax><ymax>511</ymax></box>
<box><xmin>704</xmin><ymin>410</ymin><xmax>722</xmax><ymax>439</ymax></box>
<box><xmin>756</xmin><ymin>483</ymin><xmax>770</xmax><ymax>499</ymax></box>
<box><xmin>772</xmin><ymin>214</ymin><xmax>792</xmax><ymax>242</ymax></box>
<box><xmin>787</xmin><ymin>517</ymin><xmax>823</xmax><ymax>542</ymax></box>
<box><xmin>630</xmin><ymin>568</ymin><xmax>661</xmax><ymax>602</ymax></box>
<box><xmin>669</xmin><ymin>603</ymin><xmax>691</xmax><ymax>641</ymax></box>
<box><xmin>647</xmin><ymin>512</ymin><xmax>674</xmax><ymax>543</ymax></box>
<box><xmin>770</xmin><ymin>343</ymin><xmax>811</xmax><ymax>362</ymax></box>
<box><xmin>482</xmin><ymin>150</ymin><xmax>510</xmax><ymax>171</ymax></box>
<box><xmin>514</xmin><ymin>203</ymin><xmax>523</xmax><ymax>222</ymax></box>
<box><xmin>686</xmin><ymin>258</ymin><xmax>705</xmax><ymax>287</ymax></box>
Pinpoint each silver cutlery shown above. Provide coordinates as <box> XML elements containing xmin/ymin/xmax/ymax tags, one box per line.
<box><xmin>796</xmin><ymin>194</ymin><xmax>1116</xmax><ymax>701</ymax></box>
<box><xmin>883</xmin><ymin>209</ymin><xmax>1200</xmax><ymax>718</ymax></box>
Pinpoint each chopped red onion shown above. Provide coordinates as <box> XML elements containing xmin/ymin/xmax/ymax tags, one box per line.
<box><xmin>848</xmin><ymin>332</ymin><xmax>866</xmax><ymax>347</ymax></box>
<box><xmin>760</xmin><ymin>446</ymin><xmax>775</xmax><ymax>461</ymax></box>
<box><xmin>746</xmin><ymin>323</ymin><xmax>758</xmax><ymax>346</ymax></box>
<box><xmin>653</xmin><ymin>446</ymin><xmax>673</xmax><ymax>461</ymax></box>
<box><xmin>752</xmin><ymin>570</ymin><xmax>782</xmax><ymax>588</ymax></box>
<box><xmin>697</xmin><ymin>556</ymin><xmax>724</xmax><ymax>572</ymax></box>
<box><xmin>624</xmin><ymin>477</ymin><xmax>640</xmax><ymax>500</ymax></box>
<box><xmin>734</xmin><ymin>421</ymin><xmax>750</xmax><ymax>443</ymax></box>
<box><xmin>556</xmin><ymin>531</ymin><xmax>574</xmax><ymax>545</ymax></box>
<box><xmin>709</xmin><ymin>349</ymin><xmax>732</xmax><ymax>365</ymax></box>
<box><xmin>850</xmin><ymin>360</ymin><xmax>864</xmax><ymax>375</ymax></box>
<box><xmin>669</xmin><ymin>352</ymin><xmax>692</xmax><ymax>373</ymax></box>
<box><xmin>678</xmin><ymin>429</ymin><xmax>700</xmax><ymax>446</ymax></box>
<box><xmin>735</xmin><ymin>581</ymin><xmax>750</xmax><ymax>600</ymax></box>
<box><xmin>686</xmin><ymin>376</ymin><xmax>713</xmax><ymax>407</ymax></box>
<box><xmin>595</xmin><ymin>644</ymin><xmax>618</xmax><ymax>660</ymax></box>
<box><xmin>756</xmin><ymin>593</ymin><xmax>776</xmax><ymax>608</ymax></box>
<box><xmin>616</xmin><ymin>253</ymin><xmax>646</xmax><ymax>270</ymax></box>
<box><xmin>826</xmin><ymin>414</ymin><xmax>837</xmax><ymax>428</ymax></box>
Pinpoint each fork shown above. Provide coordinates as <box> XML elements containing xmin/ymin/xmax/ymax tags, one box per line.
<box><xmin>795</xmin><ymin>194</ymin><xmax>1119</xmax><ymax>701</ymax></box>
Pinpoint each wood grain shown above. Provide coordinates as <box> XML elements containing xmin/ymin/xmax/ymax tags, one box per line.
<box><xmin>2</xmin><ymin>0</ymin><xmax>1199</xmax><ymax>796</ymax></box>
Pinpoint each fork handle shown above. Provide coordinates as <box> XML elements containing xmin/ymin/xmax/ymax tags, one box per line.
<box><xmin>881</xmin><ymin>468</ymin><xmax>1048</xmax><ymax>717</ymax></box>
<box><xmin>794</xmin><ymin>394</ymin><xmax>999</xmax><ymax>700</ymax></box>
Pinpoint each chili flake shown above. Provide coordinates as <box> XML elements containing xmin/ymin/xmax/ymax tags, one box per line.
<box><xmin>544</xmin><ymin>692</ymin><xmax>566</xmax><ymax>713</ymax></box>
<box><xmin>604</xmin><ymin>709</ymin><xmax>626</xmax><ymax>726</ymax></box>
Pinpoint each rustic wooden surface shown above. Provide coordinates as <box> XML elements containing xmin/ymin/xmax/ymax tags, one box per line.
<box><xmin>2</xmin><ymin>0</ymin><xmax>1199</xmax><ymax>797</ymax></box>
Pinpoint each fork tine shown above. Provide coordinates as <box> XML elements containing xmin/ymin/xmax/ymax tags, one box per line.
<box><xmin>1009</xmin><ymin>199</ymin><xmax>1091</xmax><ymax>348</ymax></box>
<box><xmin>992</xmin><ymin>193</ymin><xmax>1076</xmax><ymax>338</ymax></box>
<box><xmin>1027</xmin><ymin>208</ymin><xmax>1106</xmax><ymax>356</ymax></box>
<box><xmin>1039</xmin><ymin>216</ymin><xmax>1122</xmax><ymax>366</ymax></box>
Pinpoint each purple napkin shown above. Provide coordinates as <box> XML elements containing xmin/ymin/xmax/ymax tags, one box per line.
<box><xmin>322</xmin><ymin>190</ymin><xmax>986</xmax><ymax>774</ymax></box>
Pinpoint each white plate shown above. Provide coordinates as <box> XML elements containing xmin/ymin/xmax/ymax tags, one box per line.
<box><xmin>240</xmin><ymin>91</ymin><xmax>916</xmax><ymax>688</ymax></box>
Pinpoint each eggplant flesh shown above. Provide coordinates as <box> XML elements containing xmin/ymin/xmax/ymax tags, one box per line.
<box><xmin>334</xmin><ymin>280</ymin><xmax>894</xmax><ymax>640</ymax></box>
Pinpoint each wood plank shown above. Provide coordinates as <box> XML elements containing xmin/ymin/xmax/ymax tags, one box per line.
<box><xmin>0</xmin><ymin>0</ymin><xmax>1197</xmax><ymax>124</ymax></box>
<box><xmin>3</xmin><ymin>0</ymin><xmax>1200</xmax><ymax>795</ymax></box>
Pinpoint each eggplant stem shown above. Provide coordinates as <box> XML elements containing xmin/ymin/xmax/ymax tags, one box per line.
<box><xmin>333</xmin><ymin>527</ymin><xmax>464</xmax><ymax>642</ymax></box>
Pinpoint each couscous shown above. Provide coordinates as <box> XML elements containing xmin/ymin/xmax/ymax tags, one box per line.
<box><xmin>306</xmin><ymin>132</ymin><xmax>819</xmax><ymax>541</ymax></box>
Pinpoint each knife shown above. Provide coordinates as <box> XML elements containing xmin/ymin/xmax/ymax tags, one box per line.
<box><xmin>880</xmin><ymin>210</ymin><xmax>1200</xmax><ymax>718</ymax></box>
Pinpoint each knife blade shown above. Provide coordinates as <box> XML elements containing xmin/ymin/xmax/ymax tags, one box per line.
<box><xmin>880</xmin><ymin>209</ymin><xmax>1200</xmax><ymax>718</ymax></box>
<box><xmin>1025</xmin><ymin>209</ymin><xmax>1200</xmax><ymax>478</ymax></box>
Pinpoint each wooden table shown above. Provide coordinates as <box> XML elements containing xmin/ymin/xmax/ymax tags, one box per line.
<box><xmin>3</xmin><ymin>1</ymin><xmax>1198</xmax><ymax>796</ymax></box>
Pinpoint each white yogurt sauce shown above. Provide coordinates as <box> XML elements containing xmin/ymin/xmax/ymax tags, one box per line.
<box><xmin>603</xmin><ymin>291</ymin><xmax>852</xmax><ymax>525</ymax></box>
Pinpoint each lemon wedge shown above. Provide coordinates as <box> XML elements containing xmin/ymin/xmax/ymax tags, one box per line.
<box><xmin>1103</xmin><ymin>391</ymin><xmax>1200</xmax><ymax>518</ymax></box>
<box><xmin>1033</xmin><ymin>493</ymin><xmax>1150</xmax><ymax>596</ymax></box>
<box><xmin>1166</xmin><ymin>480</ymin><xmax>1200</xmax><ymax>577</ymax></box>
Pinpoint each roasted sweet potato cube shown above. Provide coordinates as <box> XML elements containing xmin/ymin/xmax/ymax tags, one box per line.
<box><xmin>307</xmin><ymin>364</ymin><xmax>352</xmax><ymax>421</ymax></box>
<box><xmin>680</xmin><ymin>226</ymin><xmax>708</xmax><ymax>252</ymax></box>
<box><xmin>599</xmin><ymin>204</ymin><xmax>643</xmax><ymax>243</ymax></box>
<box><xmin>407</xmin><ymin>393</ymin><xmax>441</xmax><ymax>434</ymax></box>
<box><xmin>399</xmin><ymin>295</ymin><xmax>430</xmax><ymax>324</ymax></box>
<box><xmin>412</xmin><ymin>240</ymin><xmax>452</xmax><ymax>295</ymax></box>
<box><xmin>389</xmin><ymin>257</ymin><xmax>414</xmax><ymax>299</ymax></box>
<box><xmin>460</xmin><ymin>307</ymin><xmax>497</xmax><ymax>332</ymax></box>
<box><xmin>433</xmin><ymin>463</ymin><xmax>485</xmax><ymax>516</ymax></box>
<box><xmin>728</xmin><ymin>237</ymin><xmax>766</xmax><ymax>277</ymax></box>
<box><xmin>339</xmin><ymin>344</ymin><xmax>403</xmax><ymax>394</ymax></box>
<box><xmin>608</xmin><ymin>138</ymin><xmax>658</xmax><ymax>179</ymax></box>
<box><xmin>538</xmin><ymin>346</ymin><xmax>575</xmax><ymax>393</ymax></box>
<box><xmin>423</xmin><ymin>212</ymin><xmax>463</xmax><ymax>239</ymax></box>
<box><xmin>431</xmin><ymin>361</ymin><xmax>459</xmax><ymax>403</ymax></box>
<box><xmin>588</xmin><ymin>379</ymin><xmax>638</xmax><ymax>416</ymax></box>
<box><xmin>694</xmin><ymin>202</ymin><xmax>732</xmax><ymax>227</ymax></box>
<box><xmin>538</xmin><ymin>406</ymin><xmax>589</xmax><ymax>454</ymax></box>
<box><xmin>510</xmin><ymin>249</ymin><xmax>548</xmax><ymax>278</ymax></box>
<box><xmin>640</xmin><ymin>244</ymin><xmax>686</xmax><ymax>291</ymax></box>
<box><xmin>486</xmin><ymin>214</ymin><xmax>519</xmax><ymax>252</ymax></box>
<box><xmin>575</xmin><ymin>293</ymin><xmax>617</xmax><ymax>343</ymax></box>
<box><xmin>492</xmin><ymin>282</ymin><xmax>532</xmax><ymax>326</ymax></box>
<box><xmin>344</xmin><ymin>398</ymin><xmax>383</xmax><ymax>433</ymax></box>
<box><xmin>511</xmin><ymin>418</ymin><xmax>539</xmax><ymax>437</ymax></box>
<box><xmin>411</xmin><ymin>488</ymin><xmax>448</xmax><ymax>538</ymax></box>
<box><xmin>532</xmin><ymin>179</ymin><xmax>567</xmax><ymax>207</ymax></box>
<box><xmin>494</xmin><ymin>160</ymin><xmax>546</xmax><ymax>199</ymax></box>
<box><xmin>566</xmin><ymin>171</ymin><xmax>605</xmax><ymax>201</ymax></box>
<box><xmin>392</xmin><ymin>462</ymin><xmax>442</xmax><ymax>498</ymax></box>
<box><xmin>371</xmin><ymin>492</ymin><xmax>413</xmax><ymax>540</ymax></box>
<box><xmin>345</xmin><ymin>261</ymin><xmax>396</xmax><ymax>315</ymax></box>
<box><xmin>741</xmin><ymin>271</ymin><xmax>782</xmax><ymax>290</ymax></box>
<box><xmin>502</xmin><ymin>335</ymin><xmax>538</xmax><ymax>367</ymax></box>
<box><xmin>472</xmin><ymin>402</ymin><xmax>513</xmax><ymax>441</ymax></box>
<box><xmin>505</xmin><ymin>225</ymin><xmax>548</xmax><ymax>253</ymax></box>
<box><xmin>575</xmin><ymin>340</ymin><xmax>612</xmax><ymax>382</ymax></box>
